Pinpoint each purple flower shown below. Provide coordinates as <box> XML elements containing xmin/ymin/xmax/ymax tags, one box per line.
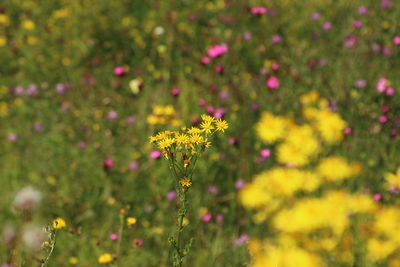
<box><xmin>8</xmin><ymin>133</ymin><xmax>17</xmax><ymax>143</ymax></box>
<box><xmin>26</xmin><ymin>84</ymin><xmax>38</xmax><ymax>96</ymax></box>
<box><xmin>322</xmin><ymin>21</ymin><xmax>332</xmax><ymax>31</ymax></box>
<box><xmin>114</xmin><ymin>66</ymin><xmax>126</xmax><ymax>76</ymax></box>
<box><xmin>353</xmin><ymin>20</ymin><xmax>363</xmax><ymax>29</ymax></box>
<box><xmin>355</xmin><ymin>79</ymin><xmax>367</xmax><ymax>88</ymax></box>
<box><xmin>251</xmin><ymin>103</ymin><xmax>259</xmax><ymax>111</ymax></box>
<box><xmin>271</xmin><ymin>34</ymin><xmax>282</xmax><ymax>44</ymax></box>
<box><xmin>235</xmin><ymin>179</ymin><xmax>245</xmax><ymax>190</ymax></box>
<box><xmin>107</xmin><ymin>111</ymin><xmax>118</xmax><ymax>121</ymax></box>
<box><xmin>381</xmin><ymin>0</ymin><xmax>393</xmax><ymax>9</ymax></box>
<box><xmin>14</xmin><ymin>86</ymin><xmax>25</xmax><ymax>96</ymax></box>
<box><xmin>166</xmin><ymin>191</ymin><xmax>177</xmax><ymax>201</ymax></box>
<box><xmin>208</xmin><ymin>186</ymin><xmax>218</xmax><ymax>195</ymax></box>
<box><xmin>357</xmin><ymin>6</ymin><xmax>368</xmax><ymax>15</ymax></box>
<box><xmin>150</xmin><ymin>150</ymin><xmax>161</xmax><ymax>159</ymax></box>
<box><xmin>109</xmin><ymin>233</ymin><xmax>119</xmax><ymax>241</ymax></box>
<box><xmin>126</xmin><ymin>116</ymin><xmax>136</xmax><ymax>124</ymax></box>
<box><xmin>311</xmin><ymin>12</ymin><xmax>320</xmax><ymax>20</ymax></box>
<box><xmin>234</xmin><ymin>234</ymin><xmax>249</xmax><ymax>246</ymax></box>
<box><xmin>104</xmin><ymin>158</ymin><xmax>114</xmax><ymax>169</ymax></box>
<box><xmin>202</xmin><ymin>213</ymin><xmax>212</xmax><ymax>222</ymax></box>
<box><xmin>171</xmin><ymin>88</ymin><xmax>181</xmax><ymax>97</ymax></box>
<box><xmin>128</xmin><ymin>161</ymin><xmax>139</xmax><ymax>171</ymax></box>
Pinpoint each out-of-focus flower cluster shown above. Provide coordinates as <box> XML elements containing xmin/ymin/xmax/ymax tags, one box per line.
<box><xmin>241</xmin><ymin>91</ymin><xmax>400</xmax><ymax>266</ymax></box>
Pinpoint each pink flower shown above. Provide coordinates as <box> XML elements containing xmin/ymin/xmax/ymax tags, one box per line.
<box><xmin>260</xmin><ymin>149</ymin><xmax>271</xmax><ymax>158</ymax></box>
<box><xmin>373</xmin><ymin>194</ymin><xmax>382</xmax><ymax>201</ymax></box>
<box><xmin>128</xmin><ymin>161</ymin><xmax>139</xmax><ymax>171</ymax></box>
<box><xmin>271</xmin><ymin>63</ymin><xmax>279</xmax><ymax>70</ymax></box>
<box><xmin>150</xmin><ymin>150</ymin><xmax>161</xmax><ymax>159</ymax></box>
<box><xmin>378</xmin><ymin>115</ymin><xmax>388</xmax><ymax>124</ymax></box>
<box><xmin>376</xmin><ymin>78</ymin><xmax>388</xmax><ymax>93</ymax></box>
<box><xmin>393</xmin><ymin>36</ymin><xmax>400</xmax><ymax>46</ymax></box>
<box><xmin>107</xmin><ymin>110</ymin><xmax>118</xmax><ymax>120</ymax></box>
<box><xmin>235</xmin><ymin>179</ymin><xmax>245</xmax><ymax>190</ymax></box>
<box><xmin>207</xmin><ymin>44</ymin><xmax>229</xmax><ymax>58</ymax></box>
<box><xmin>343</xmin><ymin>127</ymin><xmax>352</xmax><ymax>135</ymax></box>
<box><xmin>200</xmin><ymin>57</ymin><xmax>211</xmax><ymax>65</ymax></box>
<box><xmin>215</xmin><ymin>65</ymin><xmax>224</xmax><ymax>73</ymax></box>
<box><xmin>357</xmin><ymin>6</ymin><xmax>368</xmax><ymax>15</ymax></box>
<box><xmin>344</xmin><ymin>35</ymin><xmax>357</xmax><ymax>48</ymax></box>
<box><xmin>202</xmin><ymin>213</ymin><xmax>212</xmax><ymax>222</ymax></box>
<box><xmin>113</xmin><ymin>66</ymin><xmax>126</xmax><ymax>76</ymax></box>
<box><xmin>234</xmin><ymin>234</ymin><xmax>249</xmax><ymax>246</ymax></box>
<box><xmin>109</xmin><ymin>233</ymin><xmax>119</xmax><ymax>241</ymax></box>
<box><xmin>382</xmin><ymin>106</ymin><xmax>390</xmax><ymax>113</ymax></box>
<box><xmin>171</xmin><ymin>88</ymin><xmax>181</xmax><ymax>97</ymax></box>
<box><xmin>134</xmin><ymin>239</ymin><xmax>144</xmax><ymax>247</ymax></box>
<box><xmin>166</xmin><ymin>191</ymin><xmax>177</xmax><ymax>201</ymax></box>
<box><xmin>311</xmin><ymin>12</ymin><xmax>320</xmax><ymax>20</ymax></box>
<box><xmin>104</xmin><ymin>159</ymin><xmax>114</xmax><ymax>169</ymax></box>
<box><xmin>266</xmin><ymin>76</ymin><xmax>280</xmax><ymax>89</ymax></box>
<box><xmin>250</xmin><ymin>7</ymin><xmax>267</xmax><ymax>15</ymax></box>
<box><xmin>322</xmin><ymin>22</ymin><xmax>332</xmax><ymax>31</ymax></box>
<box><xmin>198</xmin><ymin>98</ymin><xmax>206</xmax><ymax>106</ymax></box>
<box><xmin>386</xmin><ymin>87</ymin><xmax>395</xmax><ymax>96</ymax></box>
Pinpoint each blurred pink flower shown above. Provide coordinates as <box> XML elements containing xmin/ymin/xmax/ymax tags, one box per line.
<box><xmin>104</xmin><ymin>158</ymin><xmax>114</xmax><ymax>169</ymax></box>
<box><xmin>393</xmin><ymin>36</ymin><xmax>400</xmax><ymax>46</ymax></box>
<box><xmin>266</xmin><ymin>76</ymin><xmax>280</xmax><ymax>89</ymax></box>
<box><xmin>109</xmin><ymin>233</ymin><xmax>119</xmax><ymax>241</ymax></box>
<box><xmin>171</xmin><ymin>88</ymin><xmax>181</xmax><ymax>97</ymax></box>
<box><xmin>200</xmin><ymin>57</ymin><xmax>211</xmax><ymax>65</ymax></box>
<box><xmin>376</xmin><ymin>78</ymin><xmax>388</xmax><ymax>93</ymax></box>
<box><xmin>250</xmin><ymin>7</ymin><xmax>267</xmax><ymax>15</ymax></box>
<box><xmin>202</xmin><ymin>213</ymin><xmax>212</xmax><ymax>222</ymax></box>
<box><xmin>150</xmin><ymin>150</ymin><xmax>161</xmax><ymax>159</ymax></box>
<box><xmin>113</xmin><ymin>66</ymin><xmax>125</xmax><ymax>76</ymax></box>
<box><xmin>207</xmin><ymin>44</ymin><xmax>229</xmax><ymax>58</ymax></box>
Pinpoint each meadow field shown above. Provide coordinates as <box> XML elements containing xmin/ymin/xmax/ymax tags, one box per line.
<box><xmin>1</xmin><ymin>0</ymin><xmax>400</xmax><ymax>266</ymax></box>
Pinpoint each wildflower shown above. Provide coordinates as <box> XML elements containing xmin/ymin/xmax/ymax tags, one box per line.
<box><xmin>103</xmin><ymin>158</ymin><xmax>114</xmax><ymax>169</ymax></box>
<box><xmin>187</xmin><ymin>127</ymin><xmax>202</xmax><ymax>135</ymax></box>
<box><xmin>202</xmin><ymin>213</ymin><xmax>212</xmax><ymax>222</ymax></box>
<box><xmin>69</xmin><ymin>257</ymin><xmax>78</xmax><ymax>264</ymax></box>
<box><xmin>157</xmin><ymin>137</ymin><xmax>175</xmax><ymax>149</ymax></box>
<box><xmin>190</xmin><ymin>134</ymin><xmax>203</xmax><ymax>144</ymax></box>
<box><xmin>215</xmin><ymin>119</ymin><xmax>228</xmax><ymax>132</ymax></box>
<box><xmin>113</xmin><ymin>66</ymin><xmax>125</xmax><ymax>76</ymax></box>
<box><xmin>234</xmin><ymin>234</ymin><xmax>249</xmax><ymax>246</ymax></box>
<box><xmin>98</xmin><ymin>253</ymin><xmax>113</xmax><ymax>264</ymax></box>
<box><xmin>207</xmin><ymin>44</ymin><xmax>228</xmax><ymax>58</ymax></box>
<box><xmin>52</xmin><ymin>218</ymin><xmax>66</xmax><ymax>229</ymax></box>
<box><xmin>22</xmin><ymin>227</ymin><xmax>46</xmax><ymax>251</ymax></box>
<box><xmin>266</xmin><ymin>76</ymin><xmax>280</xmax><ymax>89</ymax></box>
<box><xmin>179</xmin><ymin>178</ymin><xmax>192</xmax><ymax>187</ymax></box>
<box><xmin>385</xmin><ymin>167</ymin><xmax>400</xmax><ymax>189</ymax></box>
<box><xmin>317</xmin><ymin>157</ymin><xmax>356</xmax><ymax>181</ymax></box>
<box><xmin>250</xmin><ymin>7</ymin><xmax>267</xmax><ymax>15</ymax></box>
<box><xmin>200</xmin><ymin>121</ymin><xmax>214</xmax><ymax>133</ymax></box>
<box><xmin>13</xmin><ymin>186</ymin><xmax>42</xmax><ymax>212</ymax></box>
<box><xmin>150</xmin><ymin>150</ymin><xmax>161</xmax><ymax>159</ymax></box>
<box><xmin>129</xmin><ymin>78</ymin><xmax>143</xmax><ymax>95</ymax></box>
<box><xmin>255</xmin><ymin>112</ymin><xmax>287</xmax><ymax>143</ymax></box>
<box><xmin>171</xmin><ymin>88</ymin><xmax>181</xmax><ymax>96</ymax></box>
<box><xmin>201</xmin><ymin>114</ymin><xmax>215</xmax><ymax>123</ymax></box>
<box><xmin>134</xmin><ymin>239</ymin><xmax>144</xmax><ymax>247</ymax></box>
<box><xmin>166</xmin><ymin>191</ymin><xmax>177</xmax><ymax>201</ymax></box>
<box><xmin>127</xmin><ymin>217</ymin><xmax>137</xmax><ymax>226</ymax></box>
<box><xmin>109</xmin><ymin>233</ymin><xmax>119</xmax><ymax>241</ymax></box>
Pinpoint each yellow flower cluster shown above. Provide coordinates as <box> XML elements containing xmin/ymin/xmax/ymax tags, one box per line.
<box><xmin>384</xmin><ymin>167</ymin><xmax>400</xmax><ymax>190</ymax></box>
<box><xmin>149</xmin><ymin>114</ymin><xmax>228</xmax><ymax>153</ymax></box>
<box><xmin>242</xmin><ymin>91</ymin><xmax>400</xmax><ymax>266</ymax></box>
<box><xmin>98</xmin><ymin>253</ymin><xmax>113</xmax><ymax>264</ymax></box>
<box><xmin>147</xmin><ymin>105</ymin><xmax>181</xmax><ymax>126</ymax></box>
<box><xmin>255</xmin><ymin>91</ymin><xmax>347</xmax><ymax>166</ymax></box>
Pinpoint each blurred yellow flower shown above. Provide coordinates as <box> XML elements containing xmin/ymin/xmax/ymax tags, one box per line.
<box><xmin>53</xmin><ymin>217</ymin><xmax>66</xmax><ymax>229</ymax></box>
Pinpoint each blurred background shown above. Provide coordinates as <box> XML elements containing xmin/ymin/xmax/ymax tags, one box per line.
<box><xmin>0</xmin><ymin>0</ymin><xmax>399</xmax><ymax>266</ymax></box>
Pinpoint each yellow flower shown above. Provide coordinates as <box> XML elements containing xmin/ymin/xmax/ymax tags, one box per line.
<box><xmin>385</xmin><ymin>167</ymin><xmax>400</xmax><ymax>189</ymax></box>
<box><xmin>98</xmin><ymin>253</ymin><xmax>113</xmax><ymax>264</ymax></box>
<box><xmin>127</xmin><ymin>217</ymin><xmax>137</xmax><ymax>226</ymax></box>
<box><xmin>157</xmin><ymin>137</ymin><xmax>175</xmax><ymax>149</ymax></box>
<box><xmin>200</xmin><ymin>121</ymin><xmax>214</xmax><ymax>134</ymax></box>
<box><xmin>215</xmin><ymin>119</ymin><xmax>229</xmax><ymax>132</ymax></box>
<box><xmin>255</xmin><ymin>112</ymin><xmax>287</xmax><ymax>144</ymax></box>
<box><xmin>22</xmin><ymin>20</ymin><xmax>35</xmax><ymax>30</ymax></box>
<box><xmin>201</xmin><ymin>114</ymin><xmax>215</xmax><ymax>123</ymax></box>
<box><xmin>179</xmin><ymin>178</ymin><xmax>192</xmax><ymax>187</ymax></box>
<box><xmin>317</xmin><ymin>157</ymin><xmax>355</xmax><ymax>182</ymax></box>
<box><xmin>53</xmin><ymin>217</ymin><xmax>66</xmax><ymax>229</ymax></box>
<box><xmin>187</xmin><ymin>127</ymin><xmax>202</xmax><ymax>135</ymax></box>
<box><xmin>190</xmin><ymin>134</ymin><xmax>203</xmax><ymax>144</ymax></box>
<box><xmin>69</xmin><ymin>257</ymin><xmax>78</xmax><ymax>264</ymax></box>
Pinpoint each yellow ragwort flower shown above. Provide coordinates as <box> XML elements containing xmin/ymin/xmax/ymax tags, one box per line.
<box><xmin>179</xmin><ymin>178</ymin><xmax>192</xmax><ymax>187</ymax></box>
<box><xmin>98</xmin><ymin>253</ymin><xmax>113</xmax><ymax>264</ymax></box>
<box><xmin>215</xmin><ymin>119</ymin><xmax>229</xmax><ymax>132</ymax></box>
<box><xmin>53</xmin><ymin>217</ymin><xmax>66</xmax><ymax>229</ymax></box>
<box><xmin>127</xmin><ymin>217</ymin><xmax>137</xmax><ymax>226</ymax></box>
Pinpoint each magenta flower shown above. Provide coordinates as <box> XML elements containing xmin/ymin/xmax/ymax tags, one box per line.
<box><xmin>234</xmin><ymin>234</ymin><xmax>249</xmax><ymax>246</ymax></box>
<box><xmin>386</xmin><ymin>87</ymin><xmax>395</xmax><ymax>96</ymax></box>
<box><xmin>311</xmin><ymin>12</ymin><xmax>320</xmax><ymax>20</ymax></box>
<box><xmin>344</xmin><ymin>35</ymin><xmax>357</xmax><ymax>48</ymax></box>
<box><xmin>215</xmin><ymin>65</ymin><xmax>224</xmax><ymax>73</ymax></box>
<box><xmin>382</xmin><ymin>106</ymin><xmax>390</xmax><ymax>113</ymax></box>
<box><xmin>352</xmin><ymin>20</ymin><xmax>363</xmax><ymax>29</ymax></box>
<box><xmin>216</xmin><ymin>214</ymin><xmax>224</xmax><ymax>223</ymax></box>
<box><xmin>243</xmin><ymin>32</ymin><xmax>252</xmax><ymax>40</ymax></box>
<box><xmin>376</xmin><ymin>78</ymin><xmax>388</xmax><ymax>93</ymax></box>
<box><xmin>207</xmin><ymin>44</ymin><xmax>229</xmax><ymax>58</ymax></box>
<box><xmin>109</xmin><ymin>233</ymin><xmax>119</xmax><ymax>241</ymax></box>
<box><xmin>113</xmin><ymin>66</ymin><xmax>126</xmax><ymax>76</ymax></box>
<box><xmin>378</xmin><ymin>115</ymin><xmax>388</xmax><ymax>124</ymax></box>
<box><xmin>357</xmin><ymin>6</ymin><xmax>368</xmax><ymax>15</ymax></box>
<box><xmin>373</xmin><ymin>193</ymin><xmax>382</xmax><ymax>201</ymax></box>
<box><xmin>128</xmin><ymin>161</ymin><xmax>139</xmax><ymax>171</ymax></box>
<box><xmin>150</xmin><ymin>150</ymin><xmax>161</xmax><ymax>159</ymax></box>
<box><xmin>322</xmin><ymin>21</ymin><xmax>332</xmax><ymax>31</ymax></box>
<box><xmin>55</xmin><ymin>83</ymin><xmax>66</xmax><ymax>94</ymax></box>
<box><xmin>266</xmin><ymin>76</ymin><xmax>280</xmax><ymax>89</ymax></box>
<box><xmin>14</xmin><ymin>86</ymin><xmax>25</xmax><ymax>95</ymax></box>
<box><xmin>343</xmin><ymin>127</ymin><xmax>352</xmax><ymax>135</ymax></box>
<box><xmin>166</xmin><ymin>191</ymin><xmax>177</xmax><ymax>201</ymax></box>
<box><xmin>104</xmin><ymin>158</ymin><xmax>114</xmax><ymax>169</ymax></box>
<box><xmin>200</xmin><ymin>57</ymin><xmax>211</xmax><ymax>65</ymax></box>
<box><xmin>381</xmin><ymin>0</ymin><xmax>393</xmax><ymax>9</ymax></box>
<box><xmin>271</xmin><ymin>63</ymin><xmax>279</xmax><ymax>70</ymax></box>
<box><xmin>393</xmin><ymin>36</ymin><xmax>400</xmax><ymax>46</ymax></box>
<box><xmin>271</xmin><ymin>34</ymin><xmax>282</xmax><ymax>44</ymax></box>
<box><xmin>208</xmin><ymin>186</ymin><xmax>218</xmax><ymax>195</ymax></box>
<box><xmin>250</xmin><ymin>7</ymin><xmax>267</xmax><ymax>15</ymax></box>
<box><xmin>107</xmin><ymin>111</ymin><xmax>118</xmax><ymax>120</ymax></box>
<box><xmin>355</xmin><ymin>79</ymin><xmax>367</xmax><ymax>88</ymax></box>
<box><xmin>260</xmin><ymin>149</ymin><xmax>271</xmax><ymax>159</ymax></box>
<box><xmin>171</xmin><ymin>88</ymin><xmax>181</xmax><ymax>97</ymax></box>
<box><xmin>202</xmin><ymin>213</ymin><xmax>212</xmax><ymax>222</ymax></box>
<box><xmin>235</xmin><ymin>179</ymin><xmax>245</xmax><ymax>190</ymax></box>
<box><xmin>198</xmin><ymin>98</ymin><xmax>206</xmax><ymax>106</ymax></box>
<box><xmin>134</xmin><ymin>239</ymin><xmax>144</xmax><ymax>247</ymax></box>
